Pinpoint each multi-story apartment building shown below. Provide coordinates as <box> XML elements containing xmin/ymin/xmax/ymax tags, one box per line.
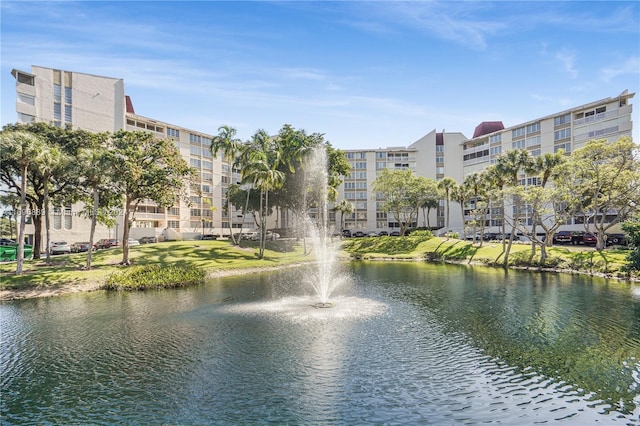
<box><xmin>10</xmin><ymin>65</ymin><xmax>253</xmax><ymax>247</ymax></box>
<box><xmin>9</xmin><ymin>65</ymin><xmax>635</xmax><ymax>245</ymax></box>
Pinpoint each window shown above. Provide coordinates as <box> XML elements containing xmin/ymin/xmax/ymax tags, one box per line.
<box><xmin>17</xmin><ymin>93</ymin><xmax>35</xmax><ymax>106</ymax></box>
<box><xmin>203</xmin><ymin>161</ymin><xmax>212</xmax><ymax>170</ymax></box>
<box><xmin>376</xmin><ymin>162</ymin><xmax>386</xmax><ymax>169</ymax></box>
<box><xmin>344</xmin><ymin>182</ymin><xmax>355</xmax><ymax>190</ymax></box>
<box><xmin>436</xmin><ymin>167</ymin><xmax>444</xmax><ymax>175</ymax></box>
<box><xmin>16</xmin><ymin>72</ymin><xmax>34</xmax><ymax>85</ymax></box>
<box><xmin>356</xmin><ymin>172</ymin><xmax>366</xmax><ymax>179</ymax></box>
<box><xmin>54</xmin><ymin>84</ymin><xmax>62</xmax><ymax>102</ymax></box>
<box><xmin>436</xmin><ymin>156</ymin><xmax>444</xmax><ymax>164</ymax></box>
<box><xmin>526</xmin><ymin>122</ymin><xmax>540</xmax><ymax>133</ymax></box>
<box><xmin>526</xmin><ymin>136</ymin><xmax>540</xmax><ymax>147</ymax></box>
<box><xmin>64</xmin><ymin>105</ymin><xmax>72</xmax><ymax>123</ymax></box>
<box><xmin>202</xmin><ymin>185</ymin><xmax>211</xmax><ymax>193</ymax></box>
<box><xmin>512</xmin><ymin>140</ymin><xmax>525</xmax><ymax>149</ymax></box>
<box><xmin>489</xmin><ymin>134</ymin><xmax>502</xmax><ymax>144</ymax></box>
<box><xmin>512</xmin><ymin>127</ymin><xmax>525</xmax><ymax>138</ymax></box>
<box><xmin>65</xmin><ymin>87</ymin><xmax>72</xmax><ymax>104</ymax></box>
<box><xmin>356</xmin><ymin>201</ymin><xmax>367</xmax><ymax>209</ymax></box>
<box><xmin>554</xmin><ymin>143</ymin><xmax>571</xmax><ymax>154</ymax></box>
<box><xmin>190</xmin><ymin>196</ymin><xmax>201</xmax><ymax>204</ymax></box>
<box><xmin>167</xmin><ymin>127</ymin><xmax>180</xmax><ymax>138</ymax></box>
<box><xmin>346</xmin><ymin>152</ymin><xmax>355</xmax><ymax>159</ymax></box>
<box><xmin>53</xmin><ymin>207</ymin><xmax>62</xmax><ymax>230</ymax></box>
<box><xmin>490</xmin><ymin>146</ymin><xmax>501</xmax><ymax>156</ymax></box>
<box><xmin>17</xmin><ymin>113</ymin><xmax>35</xmax><ymax>123</ymax></box>
<box><xmin>190</xmin><ymin>134</ymin><xmax>202</xmax><ymax>143</ymax></box>
<box><xmin>554</xmin><ymin>113</ymin><xmax>571</xmax><ymax>126</ymax></box>
<box><xmin>376</xmin><ymin>152</ymin><xmax>386</xmax><ymax>159</ymax></box>
<box><xmin>356</xmin><ymin>192</ymin><xmax>367</xmax><ymax>199</ymax></box>
<box><xmin>54</xmin><ymin>103</ymin><xmax>62</xmax><ymax>120</ymax></box>
<box><xmin>436</xmin><ymin>145</ymin><xmax>444</xmax><ymax>152</ymax></box>
<box><xmin>355</xmin><ymin>162</ymin><xmax>367</xmax><ymax>169</ymax></box>
<box><xmin>190</xmin><ymin>158</ymin><xmax>201</xmax><ymax>168</ymax></box>
<box><xmin>554</xmin><ymin>128</ymin><xmax>571</xmax><ymax>140</ymax></box>
<box><xmin>190</xmin><ymin>209</ymin><xmax>201</xmax><ymax>217</ymax></box>
<box><xmin>190</xmin><ymin>145</ymin><xmax>201</xmax><ymax>156</ymax></box>
<box><xmin>64</xmin><ymin>206</ymin><xmax>72</xmax><ymax>229</ymax></box>
<box><xmin>356</xmin><ymin>181</ymin><xmax>367</xmax><ymax>189</ymax></box>
<box><xmin>169</xmin><ymin>207</ymin><xmax>180</xmax><ymax>216</ymax></box>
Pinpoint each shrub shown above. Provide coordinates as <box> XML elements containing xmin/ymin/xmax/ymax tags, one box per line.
<box><xmin>105</xmin><ymin>264</ymin><xmax>205</xmax><ymax>291</ymax></box>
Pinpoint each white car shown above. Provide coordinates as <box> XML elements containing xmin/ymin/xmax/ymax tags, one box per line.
<box><xmin>127</xmin><ymin>238</ymin><xmax>140</xmax><ymax>246</ymax></box>
<box><xmin>49</xmin><ymin>241</ymin><xmax>71</xmax><ymax>255</ymax></box>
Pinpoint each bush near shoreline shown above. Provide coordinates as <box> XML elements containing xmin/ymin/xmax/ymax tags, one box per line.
<box><xmin>0</xmin><ymin>236</ymin><xmax>636</xmax><ymax>299</ymax></box>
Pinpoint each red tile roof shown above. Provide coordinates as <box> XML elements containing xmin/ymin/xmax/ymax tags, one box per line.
<box><xmin>125</xmin><ymin>95</ymin><xmax>135</xmax><ymax>114</ymax></box>
<box><xmin>472</xmin><ymin>121</ymin><xmax>504</xmax><ymax>138</ymax></box>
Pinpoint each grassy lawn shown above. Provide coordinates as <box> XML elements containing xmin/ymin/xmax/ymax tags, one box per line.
<box><xmin>342</xmin><ymin>235</ymin><xmax>634</xmax><ymax>279</ymax></box>
<box><xmin>0</xmin><ymin>239</ymin><xmax>312</xmax><ymax>291</ymax></box>
<box><xmin>1</xmin><ymin>235</ymin><xmax>635</xmax><ymax>293</ymax></box>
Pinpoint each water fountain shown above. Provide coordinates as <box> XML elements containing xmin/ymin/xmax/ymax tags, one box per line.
<box><xmin>302</xmin><ymin>146</ymin><xmax>344</xmax><ymax>308</ymax></box>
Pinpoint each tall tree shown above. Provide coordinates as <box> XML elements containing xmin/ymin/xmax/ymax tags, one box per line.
<box><xmin>569</xmin><ymin>137</ymin><xmax>640</xmax><ymax>250</ymax></box>
<box><xmin>0</xmin><ymin>130</ymin><xmax>46</xmax><ymax>274</ymax></box>
<box><xmin>415</xmin><ymin>176</ymin><xmax>439</xmax><ymax>230</ymax></box>
<box><xmin>332</xmin><ymin>199</ymin><xmax>355</xmax><ymax>231</ymax></box>
<box><xmin>373</xmin><ymin>168</ymin><xmax>422</xmax><ymax>236</ymax></box>
<box><xmin>110</xmin><ymin>130</ymin><xmax>195</xmax><ymax>265</ymax></box>
<box><xmin>39</xmin><ymin>145</ymin><xmax>69</xmax><ymax>265</ymax></box>
<box><xmin>76</xmin><ymin>137</ymin><xmax>122</xmax><ymax>270</ymax></box>
<box><xmin>495</xmin><ymin>149</ymin><xmax>535</xmax><ymax>267</ymax></box>
<box><xmin>238</xmin><ymin>130</ymin><xmax>285</xmax><ymax>258</ymax></box>
<box><xmin>462</xmin><ymin>172</ymin><xmax>486</xmax><ymax>244</ymax></box>
<box><xmin>210</xmin><ymin>125</ymin><xmax>242</xmax><ymax>244</ymax></box>
<box><xmin>437</xmin><ymin>177</ymin><xmax>458</xmax><ymax>236</ymax></box>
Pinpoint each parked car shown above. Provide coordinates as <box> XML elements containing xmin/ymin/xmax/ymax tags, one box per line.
<box><xmin>342</xmin><ymin>229</ymin><xmax>351</xmax><ymax>238</ymax></box>
<box><xmin>367</xmin><ymin>231</ymin><xmax>378</xmax><ymax>237</ymax></box>
<box><xmin>95</xmin><ymin>238</ymin><xmax>119</xmax><ymax>249</ymax></box>
<box><xmin>552</xmin><ymin>231</ymin><xmax>573</xmax><ymax>244</ymax></box>
<box><xmin>127</xmin><ymin>238</ymin><xmax>140</xmax><ymax>246</ymax></box>
<box><xmin>353</xmin><ymin>231</ymin><xmax>366</xmax><ymax>238</ymax></box>
<box><xmin>390</xmin><ymin>231</ymin><xmax>401</xmax><ymax>236</ymax></box>
<box><xmin>200</xmin><ymin>234</ymin><xmax>217</xmax><ymax>240</ymax></box>
<box><xmin>582</xmin><ymin>233</ymin><xmax>598</xmax><ymax>245</ymax></box>
<box><xmin>0</xmin><ymin>238</ymin><xmax>16</xmax><ymax>246</ymax></box>
<box><xmin>606</xmin><ymin>233</ymin><xmax>629</xmax><ymax>246</ymax></box>
<box><xmin>49</xmin><ymin>241</ymin><xmax>71</xmax><ymax>255</ymax></box>
<box><xmin>378</xmin><ymin>231</ymin><xmax>388</xmax><ymax>237</ymax></box>
<box><xmin>70</xmin><ymin>242</ymin><xmax>95</xmax><ymax>253</ymax></box>
<box><xmin>139</xmin><ymin>236</ymin><xmax>158</xmax><ymax>244</ymax></box>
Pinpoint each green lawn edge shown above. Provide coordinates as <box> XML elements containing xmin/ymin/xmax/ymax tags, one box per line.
<box><xmin>1</xmin><ymin>236</ymin><xmax>636</xmax><ymax>295</ymax></box>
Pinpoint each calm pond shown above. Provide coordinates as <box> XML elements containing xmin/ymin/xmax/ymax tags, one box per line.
<box><xmin>2</xmin><ymin>262</ymin><xmax>640</xmax><ymax>425</ymax></box>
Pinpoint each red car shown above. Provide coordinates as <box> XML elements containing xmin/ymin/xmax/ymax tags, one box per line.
<box><xmin>582</xmin><ymin>233</ymin><xmax>598</xmax><ymax>245</ymax></box>
<box><xmin>95</xmin><ymin>238</ymin><xmax>120</xmax><ymax>249</ymax></box>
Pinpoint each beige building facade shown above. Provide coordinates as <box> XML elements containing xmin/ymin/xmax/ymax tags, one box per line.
<box><xmin>9</xmin><ymin>65</ymin><xmax>635</xmax><ymax>246</ymax></box>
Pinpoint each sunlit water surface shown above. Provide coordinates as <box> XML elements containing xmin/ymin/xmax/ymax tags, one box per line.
<box><xmin>2</xmin><ymin>262</ymin><xmax>640</xmax><ymax>425</ymax></box>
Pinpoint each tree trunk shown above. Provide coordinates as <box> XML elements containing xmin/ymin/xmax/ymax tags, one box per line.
<box><xmin>121</xmin><ymin>198</ymin><xmax>131</xmax><ymax>265</ymax></box>
<box><xmin>86</xmin><ymin>188</ymin><xmax>99</xmax><ymax>270</ymax></box>
<box><xmin>44</xmin><ymin>175</ymin><xmax>51</xmax><ymax>265</ymax></box>
<box><xmin>16</xmin><ymin>163</ymin><xmax>28</xmax><ymax>275</ymax></box>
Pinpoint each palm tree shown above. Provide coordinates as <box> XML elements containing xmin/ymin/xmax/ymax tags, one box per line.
<box><xmin>39</xmin><ymin>146</ymin><xmax>68</xmax><ymax>265</ymax></box>
<box><xmin>239</xmin><ymin>130</ymin><xmax>285</xmax><ymax>258</ymax></box>
<box><xmin>495</xmin><ymin>149</ymin><xmax>535</xmax><ymax>267</ymax></box>
<box><xmin>0</xmin><ymin>130</ymin><xmax>46</xmax><ymax>274</ymax></box>
<box><xmin>463</xmin><ymin>172</ymin><xmax>486</xmax><ymax>245</ymax></box>
<box><xmin>210</xmin><ymin>125</ymin><xmax>242</xmax><ymax>244</ymax></box>
<box><xmin>333</xmin><ymin>199</ymin><xmax>354</xmax><ymax>231</ymax></box>
<box><xmin>77</xmin><ymin>141</ymin><xmax>116</xmax><ymax>270</ymax></box>
<box><xmin>437</xmin><ymin>177</ymin><xmax>457</xmax><ymax>236</ymax></box>
<box><xmin>530</xmin><ymin>151</ymin><xmax>567</xmax><ymax>256</ymax></box>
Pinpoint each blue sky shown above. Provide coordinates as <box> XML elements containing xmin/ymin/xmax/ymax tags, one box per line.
<box><xmin>1</xmin><ymin>1</ymin><xmax>638</xmax><ymax>149</ymax></box>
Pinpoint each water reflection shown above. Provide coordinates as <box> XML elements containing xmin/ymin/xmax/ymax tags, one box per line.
<box><xmin>2</xmin><ymin>263</ymin><xmax>640</xmax><ymax>424</ymax></box>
